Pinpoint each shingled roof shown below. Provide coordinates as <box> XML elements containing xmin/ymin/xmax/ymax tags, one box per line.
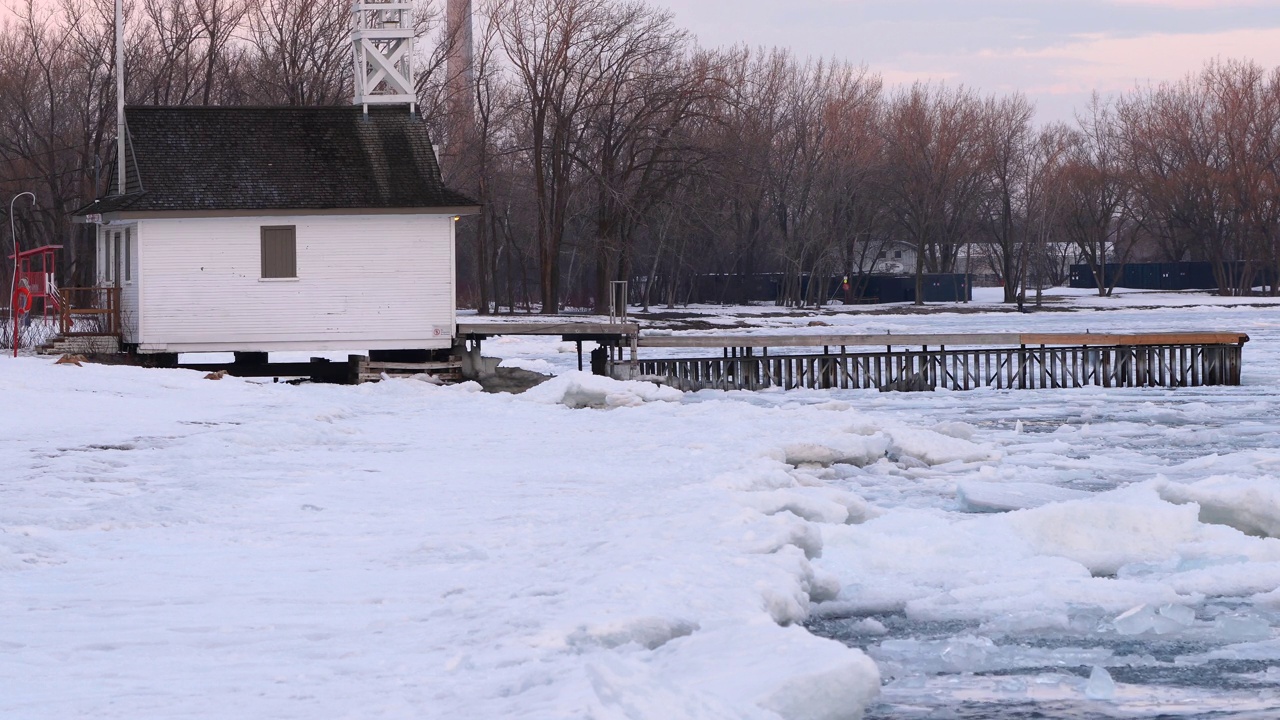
<box><xmin>77</xmin><ymin>106</ymin><xmax>477</xmax><ymax>216</ymax></box>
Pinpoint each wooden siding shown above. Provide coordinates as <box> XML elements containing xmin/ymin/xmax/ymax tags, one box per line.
<box><xmin>135</xmin><ymin>214</ymin><xmax>455</xmax><ymax>352</ymax></box>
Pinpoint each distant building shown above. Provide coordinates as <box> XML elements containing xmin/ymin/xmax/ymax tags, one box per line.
<box><xmin>853</xmin><ymin>239</ymin><xmax>916</xmax><ymax>275</ymax></box>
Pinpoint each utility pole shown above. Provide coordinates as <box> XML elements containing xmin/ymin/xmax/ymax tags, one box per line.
<box><xmin>10</xmin><ymin>192</ymin><xmax>36</xmax><ymax>357</ymax></box>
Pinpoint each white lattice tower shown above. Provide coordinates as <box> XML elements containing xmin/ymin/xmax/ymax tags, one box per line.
<box><xmin>352</xmin><ymin>1</ymin><xmax>416</xmax><ymax>111</ymax></box>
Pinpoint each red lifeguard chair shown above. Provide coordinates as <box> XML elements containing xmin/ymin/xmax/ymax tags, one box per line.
<box><xmin>9</xmin><ymin>244</ymin><xmax>62</xmax><ymax>355</ymax></box>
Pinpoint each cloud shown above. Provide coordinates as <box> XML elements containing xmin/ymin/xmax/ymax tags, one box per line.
<box><xmin>1008</xmin><ymin>27</ymin><xmax>1280</xmax><ymax>94</ymax></box>
<box><xmin>654</xmin><ymin>0</ymin><xmax>1280</xmax><ymax>121</ymax></box>
<box><xmin>869</xmin><ymin>25</ymin><xmax>1280</xmax><ymax>120</ymax></box>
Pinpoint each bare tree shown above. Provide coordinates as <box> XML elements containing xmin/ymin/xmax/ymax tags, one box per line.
<box><xmin>244</xmin><ymin>0</ymin><xmax>352</xmax><ymax>105</ymax></box>
<box><xmin>881</xmin><ymin>83</ymin><xmax>989</xmax><ymax>305</ymax></box>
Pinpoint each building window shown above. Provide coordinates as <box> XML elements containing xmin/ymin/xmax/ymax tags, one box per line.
<box><xmin>877</xmin><ymin>251</ymin><xmax>886</xmax><ymax>259</ymax></box>
<box><xmin>103</xmin><ymin>227</ymin><xmax>134</xmax><ymax>284</ymax></box>
<box><xmin>261</xmin><ymin>226</ymin><xmax>297</xmax><ymax>279</ymax></box>
<box><xmin>113</xmin><ymin>231</ymin><xmax>122</xmax><ymax>284</ymax></box>
<box><xmin>894</xmin><ymin>250</ymin><xmax>903</xmax><ymax>259</ymax></box>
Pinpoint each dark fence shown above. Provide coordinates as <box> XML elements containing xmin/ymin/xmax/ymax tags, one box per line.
<box><xmin>1069</xmin><ymin>262</ymin><xmax>1276</xmax><ymax>291</ymax></box>
<box><xmin>688</xmin><ymin>273</ymin><xmax>972</xmax><ymax>304</ymax></box>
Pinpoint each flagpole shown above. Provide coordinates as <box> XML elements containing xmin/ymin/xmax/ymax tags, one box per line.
<box><xmin>116</xmin><ymin>0</ymin><xmax>125</xmax><ymax>195</ymax></box>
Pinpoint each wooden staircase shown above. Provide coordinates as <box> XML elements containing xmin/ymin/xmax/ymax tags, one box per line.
<box><xmin>37</xmin><ymin>334</ymin><xmax>121</xmax><ymax>356</ymax></box>
<box><xmin>32</xmin><ymin>286</ymin><xmax>122</xmax><ymax>357</ymax></box>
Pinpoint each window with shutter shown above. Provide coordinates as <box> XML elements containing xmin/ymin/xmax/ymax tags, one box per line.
<box><xmin>261</xmin><ymin>226</ymin><xmax>297</xmax><ymax>279</ymax></box>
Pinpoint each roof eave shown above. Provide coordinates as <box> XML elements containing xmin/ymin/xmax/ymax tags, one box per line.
<box><xmin>78</xmin><ymin>205</ymin><xmax>482</xmax><ymax>222</ymax></box>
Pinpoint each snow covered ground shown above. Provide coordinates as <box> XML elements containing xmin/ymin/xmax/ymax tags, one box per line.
<box><xmin>5</xmin><ymin>289</ymin><xmax>1280</xmax><ymax>719</ymax></box>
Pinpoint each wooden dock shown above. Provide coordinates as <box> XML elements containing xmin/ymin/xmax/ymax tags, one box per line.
<box><xmin>166</xmin><ymin>325</ymin><xmax>1248</xmax><ymax>392</ymax></box>
<box><xmin>458</xmin><ymin>321</ymin><xmax>640</xmax><ymax>372</ymax></box>
<box><xmin>625</xmin><ymin>332</ymin><xmax>1249</xmax><ymax>392</ymax></box>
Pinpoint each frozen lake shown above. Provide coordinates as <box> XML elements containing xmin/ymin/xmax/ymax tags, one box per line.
<box><xmin>732</xmin><ymin>299</ymin><xmax>1280</xmax><ymax>717</ymax></box>
<box><xmin>5</xmin><ymin>289</ymin><xmax>1280</xmax><ymax>719</ymax></box>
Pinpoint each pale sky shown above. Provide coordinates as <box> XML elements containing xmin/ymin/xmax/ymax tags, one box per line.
<box><xmin>651</xmin><ymin>0</ymin><xmax>1280</xmax><ymax>122</ymax></box>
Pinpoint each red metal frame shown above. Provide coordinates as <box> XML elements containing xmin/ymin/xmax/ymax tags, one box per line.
<box><xmin>9</xmin><ymin>244</ymin><xmax>61</xmax><ymax>356</ymax></box>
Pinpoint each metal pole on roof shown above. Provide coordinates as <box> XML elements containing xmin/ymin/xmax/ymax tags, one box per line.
<box><xmin>10</xmin><ymin>191</ymin><xmax>35</xmax><ymax>357</ymax></box>
<box><xmin>116</xmin><ymin>0</ymin><xmax>126</xmax><ymax>195</ymax></box>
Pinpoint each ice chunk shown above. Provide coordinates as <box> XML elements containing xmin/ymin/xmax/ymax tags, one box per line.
<box><xmin>807</xmin><ymin>572</ymin><xmax>842</xmax><ymax>604</ymax></box>
<box><xmin>847</xmin><ymin>618</ymin><xmax>888</xmax><ymax>636</ymax></box>
<box><xmin>1005</xmin><ymin>488</ymin><xmax>1203</xmax><ymax>576</ymax></box>
<box><xmin>742</xmin><ymin>490</ymin><xmax>852</xmax><ymax>525</ymax></box>
<box><xmin>782</xmin><ymin>434</ymin><xmax>890</xmax><ymax>468</ymax></box>
<box><xmin>1212</xmin><ymin>614</ymin><xmax>1271</xmax><ymax>643</ymax></box>
<box><xmin>651</xmin><ymin>624</ymin><xmax>880</xmax><ymax>720</ymax></box>
<box><xmin>883</xmin><ymin>427</ymin><xmax>1000</xmax><ymax>465</ymax></box>
<box><xmin>939</xmin><ymin>635</ymin><xmax>996</xmax><ymax>670</ymax></box>
<box><xmin>1084</xmin><ymin>665</ymin><xmax>1116</xmax><ymax>700</ymax></box>
<box><xmin>1166</xmin><ymin>560</ymin><xmax>1280</xmax><ymax>597</ymax></box>
<box><xmin>519</xmin><ymin>370</ymin><xmax>682</xmax><ymax>408</ymax></box>
<box><xmin>1157</xmin><ymin>476</ymin><xmax>1280</xmax><ymax>538</ymax></box>
<box><xmin>568</xmin><ymin>617</ymin><xmax>699</xmax><ymax>650</ymax></box>
<box><xmin>1113</xmin><ymin>603</ymin><xmax>1197</xmax><ymax>636</ymax></box>
<box><xmin>957</xmin><ymin>481</ymin><xmax>1092</xmax><ymax>513</ymax></box>
<box><xmin>896</xmin><ymin>455</ymin><xmax>929</xmax><ymax>470</ymax></box>
<box><xmin>1156</xmin><ymin>603</ymin><xmax>1196</xmax><ymax>627</ymax></box>
<box><xmin>1113</xmin><ymin>604</ymin><xmax>1157</xmax><ymax>635</ymax></box>
<box><xmin>749</xmin><ymin>514</ymin><xmax>824</xmax><ymax>560</ymax></box>
<box><xmin>931</xmin><ymin>421</ymin><xmax>976</xmax><ymax>441</ymax></box>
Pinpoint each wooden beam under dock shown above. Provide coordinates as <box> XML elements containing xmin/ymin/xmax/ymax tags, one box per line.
<box><xmin>457</xmin><ymin>322</ymin><xmax>639</xmax><ymax>342</ymax></box>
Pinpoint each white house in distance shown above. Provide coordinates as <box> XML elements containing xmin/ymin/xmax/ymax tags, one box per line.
<box><xmin>73</xmin><ymin>105</ymin><xmax>477</xmax><ymax>359</ymax></box>
<box><xmin>852</xmin><ymin>239</ymin><xmax>917</xmax><ymax>275</ymax></box>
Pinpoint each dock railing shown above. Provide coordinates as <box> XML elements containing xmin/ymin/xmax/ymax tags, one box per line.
<box><xmin>57</xmin><ymin>286</ymin><xmax>121</xmax><ymax>337</ymax></box>
<box><xmin>629</xmin><ymin>332</ymin><xmax>1249</xmax><ymax>391</ymax></box>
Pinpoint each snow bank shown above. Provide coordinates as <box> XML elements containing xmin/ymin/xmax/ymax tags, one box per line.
<box><xmin>518</xmin><ymin>370</ymin><xmax>683</xmax><ymax>408</ymax></box>
<box><xmin>738</xmin><ymin>487</ymin><xmax>875</xmax><ymax>525</ymax></box>
<box><xmin>2</xmin><ymin>358</ymin><xmax>888</xmax><ymax>720</ymax></box>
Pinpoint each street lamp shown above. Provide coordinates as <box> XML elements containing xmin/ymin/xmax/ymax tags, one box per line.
<box><xmin>10</xmin><ymin>191</ymin><xmax>36</xmax><ymax>357</ymax></box>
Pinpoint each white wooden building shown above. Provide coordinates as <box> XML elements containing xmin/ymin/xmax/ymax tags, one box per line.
<box><xmin>74</xmin><ymin>105</ymin><xmax>477</xmax><ymax>356</ymax></box>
